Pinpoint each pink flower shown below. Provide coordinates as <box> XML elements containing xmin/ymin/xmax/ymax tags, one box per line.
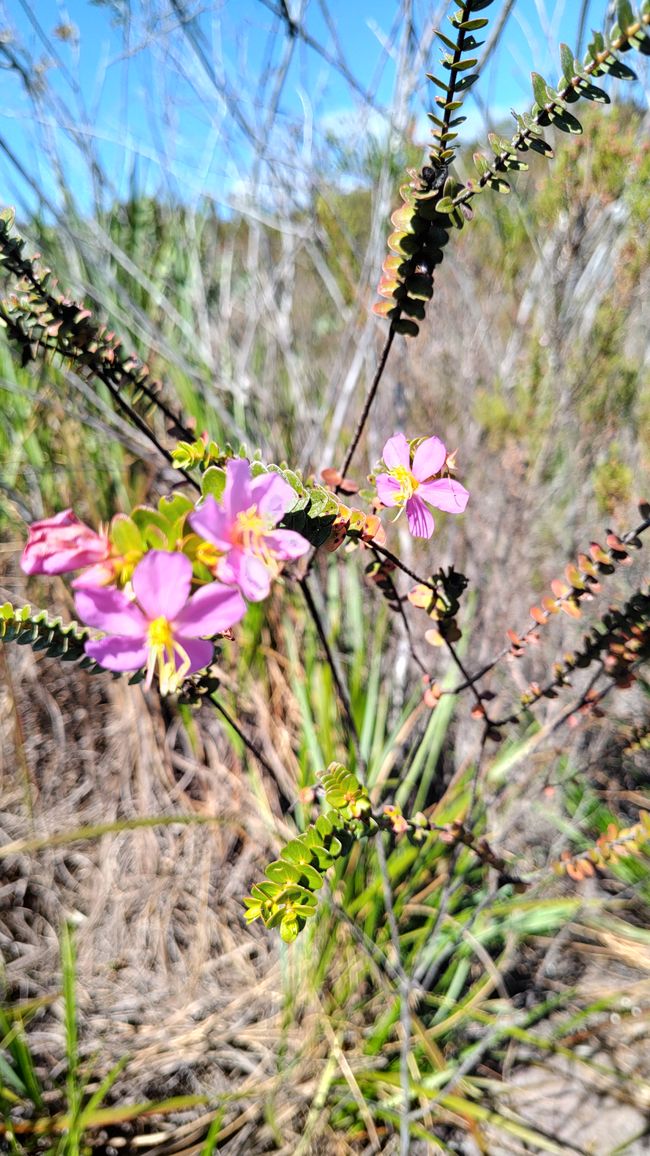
<box><xmin>74</xmin><ymin>550</ymin><xmax>246</xmax><ymax>694</ymax></box>
<box><xmin>21</xmin><ymin>509</ymin><xmax>110</xmax><ymax>578</ymax></box>
<box><xmin>189</xmin><ymin>459</ymin><xmax>310</xmax><ymax>602</ymax></box>
<box><xmin>375</xmin><ymin>433</ymin><xmax>469</xmax><ymax>539</ymax></box>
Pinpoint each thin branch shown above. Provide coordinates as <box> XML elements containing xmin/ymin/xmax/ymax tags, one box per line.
<box><xmin>339</xmin><ymin>324</ymin><xmax>397</xmax><ymax>481</ymax></box>
<box><xmin>299</xmin><ymin>576</ymin><xmax>364</xmax><ymax>772</ymax></box>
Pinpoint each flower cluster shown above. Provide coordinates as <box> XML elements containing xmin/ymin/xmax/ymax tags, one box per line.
<box><xmin>21</xmin><ymin>460</ymin><xmax>309</xmax><ymax>693</ymax></box>
<box><xmin>21</xmin><ymin>434</ymin><xmax>469</xmax><ymax>692</ymax></box>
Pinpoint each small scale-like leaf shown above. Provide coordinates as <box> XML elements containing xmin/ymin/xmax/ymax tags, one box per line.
<box><xmin>531</xmin><ymin>71</ymin><xmax>550</xmax><ymax>106</ymax></box>
<box><xmin>110</xmin><ymin>513</ymin><xmax>144</xmax><ymax>556</ymax></box>
<box><xmin>444</xmin><ymin>57</ymin><xmax>478</xmax><ymax>72</ymax></box>
<box><xmin>577</xmin><ymin>81</ymin><xmax>610</xmax><ymax>103</ymax></box>
<box><xmin>488</xmin><ymin>177</ymin><xmax>511</xmax><ymax>194</ymax></box>
<box><xmin>616</xmin><ymin>0</ymin><xmax>634</xmax><ymax>29</ymax></box>
<box><xmin>550</xmin><ymin>107</ymin><xmax>583</xmax><ymax>134</ymax></box>
<box><xmin>455</xmin><ymin>72</ymin><xmax>479</xmax><ymax>91</ymax></box>
<box><xmin>603</xmin><ymin>57</ymin><xmax>637</xmax><ymax>79</ymax></box>
<box><xmin>529</xmin><ymin>137</ymin><xmax>554</xmax><ymax>158</ymax></box>
<box><xmin>456</xmin><ymin>17</ymin><xmax>489</xmax><ymax>31</ymax></box>
<box><xmin>200</xmin><ymin>465</ymin><xmax>227</xmax><ymax>500</ymax></box>
<box><xmin>435</xmin><ymin>30</ymin><xmax>457</xmax><ymax>51</ymax></box>
<box><xmin>559</xmin><ymin>42</ymin><xmax>575</xmax><ymax>82</ymax></box>
<box><xmin>392</xmin><ymin>316</ymin><xmax>419</xmax><ymax>339</ymax></box>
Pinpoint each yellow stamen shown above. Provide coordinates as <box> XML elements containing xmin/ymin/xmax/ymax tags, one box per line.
<box><xmin>146</xmin><ymin>616</ymin><xmax>191</xmax><ymax>695</ymax></box>
<box><xmin>390</xmin><ymin>465</ymin><xmax>419</xmax><ymax>507</ymax></box>
<box><xmin>232</xmin><ymin>505</ymin><xmax>281</xmax><ymax>578</ymax></box>
<box><xmin>196</xmin><ymin>541</ymin><xmax>220</xmax><ymax>569</ymax></box>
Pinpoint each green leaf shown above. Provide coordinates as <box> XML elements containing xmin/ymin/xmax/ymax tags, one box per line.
<box><xmin>434</xmin><ymin>196</ymin><xmax>456</xmax><ymax>213</ymax></box>
<box><xmin>488</xmin><ymin>177</ymin><xmax>511</xmax><ymax>194</ymax></box>
<box><xmin>157</xmin><ymin>493</ymin><xmax>193</xmax><ymax>524</ymax></box>
<box><xmin>531</xmin><ymin>71</ymin><xmax>550</xmax><ymax>106</ymax></box>
<box><xmin>426</xmin><ymin>72</ymin><xmax>448</xmax><ymax>91</ymax></box>
<box><xmin>265</xmin><ymin>860</ymin><xmax>301</xmax><ymax>885</ymax></box>
<box><xmin>456</xmin><ymin>18</ymin><xmax>489</xmax><ymax>31</ymax></box>
<box><xmin>559</xmin><ymin>42</ymin><xmax>575</xmax><ymax>82</ymax></box>
<box><xmin>549</xmin><ymin>107</ymin><xmax>583</xmax><ymax>134</ymax></box>
<box><xmin>577</xmin><ymin>81</ymin><xmax>610</xmax><ymax>103</ymax></box>
<box><xmin>616</xmin><ymin>0</ymin><xmax>635</xmax><ymax>29</ymax></box>
<box><xmin>200</xmin><ymin>465</ymin><xmax>227</xmax><ymax>500</ymax></box>
<box><xmin>528</xmin><ymin>137</ymin><xmax>554</xmax><ymax>158</ymax></box>
<box><xmin>443</xmin><ymin>57</ymin><xmax>478</xmax><ymax>72</ymax></box>
<box><xmin>455</xmin><ymin>72</ymin><xmax>479</xmax><ymax>91</ymax></box>
<box><xmin>435</xmin><ymin>30</ymin><xmax>457</xmax><ymax>51</ymax></box>
<box><xmin>109</xmin><ymin>513</ymin><xmax>144</xmax><ymax>556</ymax></box>
<box><xmin>603</xmin><ymin>56</ymin><xmax>637</xmax><ymax>79</ymax></box>
<box><xmin>280</xmin><ymin>917</ymin><xmax>300</xmax><ymax>943</ymax></box>
<box><xmin>502</xmin><ymin>156</ymin><xmax>528</xmax><ymax>171</ymax></box>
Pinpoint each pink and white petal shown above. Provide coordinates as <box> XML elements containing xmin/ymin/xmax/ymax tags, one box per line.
<box><xmin>224</xmin><ymin>458</ymin><xmax>254</xmax><ymax>517</ymax></box>
<box><xmin>75</xmin><ymin>585</ymin><xmax>147</xmax><ymax>637</ymax></box>
<box><xmin>29</xmin><ymin>509</ymin><xmax>76</xmax><ymax>531</ymax></box>
<box><xmin>174</xmin><ymin>637</ymin><xmax>215</xmax><ymax>676</ymax></box>
<box><xmin>375</xmin><ymin>474</ymin><xmax>402</xmax><ymax>508</ymax></box>
<box><xmin>84</xmin><ymin>635</ymin><xmax>148</xmax><ymax>672</ymax></box>
<box><xmin>412</xmin><ymin>436</ymin><xmax>447</xmax><ymax>481</ymax></box>
<box><xmin>230</xmin><ymin>551</ymin><xmax>272</xmax><ymax>602</ymax></box>
<box><xmin>417</xmin><ymin>478</ymin><xmax>469</xmax><ymax>514</ymax></box>
<box><xmin>214</xmin><ymin>555</ymin><xmax>240</xmax><ymax>588</ymax></box>
<box><xmin>132</xmin><ymin>551</ymin><xmax>192</xmax><ymax>620</ymax></box>
<box><xmin>189</xmin><ymin>497</ymin><xmax>233</xmax><ymax>552</ymax></box>
<box><xmin>406</xmin><ymin>495</ymin><xmax>435</xmax><ymax>538</ymax></box>
<box><xmin>382</xmin><ymin>433</ymin><xmax>411</xmax><ymax>470</ymax></box>
<box><xmin>264</xmin><ymin>529</ymin><xmax>310</xmax><ymax>561</ymax></box>
<box><xmin>252</xmin><ymin>472</ymin><xmax>298</xmax><ymax>522</ymax></box>
<box><xmin>71</xmin><ymin>561</ymin><xmax>116</xmax><ymax>589</ymax></box>
<box><xmin>174</xmin><ymin>582</ymin><xmax>246</xmax><ymax>637</ymax></box>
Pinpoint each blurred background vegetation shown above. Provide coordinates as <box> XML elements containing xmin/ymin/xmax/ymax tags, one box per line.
<box><xmin>1</xmin><ymin>2</ymin><xmax>649</xmax><ymax>1153</ymax></box>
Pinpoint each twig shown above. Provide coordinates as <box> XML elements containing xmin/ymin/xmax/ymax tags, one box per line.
<box><xmin>299</xmin><ymin>576</ymin><xmax>365</xmax><ymax>772</ymax></box>
<box><xmin>339</xmin><ymin>325</ymin><xmax>397</xmax><ymax>482</ymax></box>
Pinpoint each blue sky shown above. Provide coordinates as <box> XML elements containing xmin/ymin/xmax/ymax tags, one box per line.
<box><xmin>0</xmin><ymin>1</ymin><xmax>623</xmax><ymax>218</ymax></box>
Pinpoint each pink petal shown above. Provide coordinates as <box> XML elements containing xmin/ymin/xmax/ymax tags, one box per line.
<box><xmin>28</xmin><ymin>509</ymin><xmax>76</xmax><ymax>531</ymax></box>
<box><xmin>132</xmin><ymin>551</ymin><xmax>192</xmax><ymax>620</ymax></box>
<box><xmin>412</xmin><ymin>437</ymin><xmax>447</xmax><ymax>482</ymax></box>
<box><xmin>71</xmin><ymin>561</ymin><xmax>116</xmax><ymax>589</ymax></box>
<box><xmin>21</xmin><ymin>513</ymin><xmax>109</xmax><ymax>575</ymax></box>
<box><xmin>375</xmin><ymin>474</ymin><xmax>402</xmax><ymax>508</ymax></box>
<box><xmin>416</xmin><ymin>478</ymin><xmax>469</xmax><ymax>514</ymax></box>
<box><xmin>75</xmin><ymin>585</ymin><xmax>147</xmax><ymax>637</ymax></box>
<box><xmin>84</xmin><ymin>636</ymin><xmax>148</xmax><ymax>672</ymax></box>
<box><xmin>220</xmin><ymin>550</ymin><xmax>271</xmax><ymax>602</ymax></box>
<box><xmin>174</xmin><ymin>637</ymin><xmax>215</xmax><ymax>676</ymax></box>
<box><xmin>189</xmin><ymin>497</ymin><xmax>233</xmax><ymax>552</ymax></box>
<box><xmin>223</xmin><ymin>458</ymin><xmax>254</xmax><ymax>517</ymax></box>
<box><xmin>382</xmin><ymin>433</ymin><xmax>411</xmax><ymax>470</ymax></box>
<box><xmin>264</xmin><ymin>529</ymin><xmax>310</xmax><ymax>561</ymax></box>
<box><xmin>252</xmin><ymin>471</ymin><xmax>298</xmax><ymax>522</ymax></box>
<box><xmin>174</xmin><ymin>582</ymin><xmax>246</xmax><ymax>637</ymax></box>
<box><xmin>406</xmin><ymin>496</ymin><xmax>434</xmax><ymax>538</ymax></box>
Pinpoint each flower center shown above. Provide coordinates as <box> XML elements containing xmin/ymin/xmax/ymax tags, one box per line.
<box><xmin>390</xmin><ymin>465</ymin><xmax>419</xmax><ymax>506</ymax></box>
<box><xmin>232</xmin><ymin>506</ymin><xmax>280</xmax><ymax>576</ymax></box>
<box><xmin>146</xmin><ymin>615</ymin><xmax>191</xmax><ymax>695</ymax></box>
